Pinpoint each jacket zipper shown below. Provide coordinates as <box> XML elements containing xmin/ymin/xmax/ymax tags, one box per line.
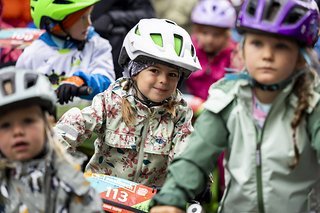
<box><xmin>133</xmin><ymin>115</ymin><xmax>150</xmax><ymax>182</ymax></box>
<box><xmin>255</xmin><ymin>99</ymin><xmax>277</xmax><ymax>213</ymax></box>
<box><xmin>255</xmin><ymin>141</ymin><xmax>265</xmax><ymax>213</ymax></box>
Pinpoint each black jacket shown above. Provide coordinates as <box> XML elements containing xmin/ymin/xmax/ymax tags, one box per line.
<box><xmin>92</xmin><ymin>0</ymin><xmax>155</xmax><ymax>79</ymax></box>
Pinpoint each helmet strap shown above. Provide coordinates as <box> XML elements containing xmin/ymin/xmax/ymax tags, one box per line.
<box><xmin>131</xmin><ymin>79</ymin><xmax>168</xmax><ymax>107</ymax></box>
<box><xmin>250</xmin><ymin>68</ymin><xmax>306</xmax><ymax>91</ymax></box>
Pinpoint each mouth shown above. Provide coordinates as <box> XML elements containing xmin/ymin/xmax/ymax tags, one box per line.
<box><xmin>12</xmin><ymin>141</ymin><xmax>29</xmax><ymax>151</ymax></box>
<box><xmin>257</xmin><ymin>67</ymin><xmax>276</xmax><ymax>72</ymax></box>
<box><xmin>154</xmin><ymin>87</ymin><xmax>168</xmax><ymax>93</ymax></box>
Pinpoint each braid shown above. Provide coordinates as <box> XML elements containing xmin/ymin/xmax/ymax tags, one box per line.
<box><xmin>162</xmin><ymin>99</ymin><xmax>178</xmax><ymax>118</ymax></box>
<box><xmin>121</xmin><ymin>80</ymin><xmax>136</xmax><ymax>126</ymax></box>
<box><xmin>289</xmin><ymin>69</ymin><xmax>316</xmax><ymax>168</ymax></box>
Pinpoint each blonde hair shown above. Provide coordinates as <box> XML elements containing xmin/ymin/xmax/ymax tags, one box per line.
<box><xmin>44</xmin><ymin>113</ymin><xmax>82</xmax><ymax>169</ymax></box>
<box><xmin>289</xmin><ymin>56</ymin><xmax>318</xmax><ymax>168</ymax></box>
<box><xmin>121</xmin><ymin>80</ymin><xmax>178</xmax><ymax>126</ymax></box>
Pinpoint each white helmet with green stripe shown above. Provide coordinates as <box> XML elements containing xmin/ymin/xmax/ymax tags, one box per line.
<box><xmin>119</xmin><ymin>18</ymin><xmax>201</xmax><ymax>78</ymax></box>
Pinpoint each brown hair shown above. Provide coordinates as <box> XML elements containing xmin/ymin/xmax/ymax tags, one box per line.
<box><xmin>290</xmin><ymin>65</ymin><xmax>317</xmax><ymax>168</ymax></box>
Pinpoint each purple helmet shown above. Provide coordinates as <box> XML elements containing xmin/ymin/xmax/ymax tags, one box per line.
<box><xmin>236</xmin><ymin>0</ymin><xmax>320</xmax><ymax>46</ymax></box>
<box><xmin>191</xmin><ymin>0</ymin><xmax>237</xmax><ymax>28</ymax></box>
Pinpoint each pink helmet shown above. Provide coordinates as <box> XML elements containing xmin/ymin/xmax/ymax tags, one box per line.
<box><xmin>191</xmin><ymin>0</ymin><xmax>237</xmax><ymax>28</ymax></box>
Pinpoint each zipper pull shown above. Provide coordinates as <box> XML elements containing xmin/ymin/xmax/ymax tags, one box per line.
<box><xmin>256</xmin><ymin>144</ymin><xmax>261</xmax><ymax>166</ymax></box>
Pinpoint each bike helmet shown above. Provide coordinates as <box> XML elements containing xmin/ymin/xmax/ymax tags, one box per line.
<box><xmin>0</xmin><ymin>67</ymin><xmax>56</xmax><ymax>116</ymax></box>
<box><xmin>30</xmin><ymin>0</ymin><xmax>99</xmax><ymax>29</ymax></box>
<box><xmin>119</xmin><ymin>18</ymin><xmax>201</xmax><ymax>78</ymax></box>
<box><xmin>236</xmin><ymin>0</ymin><xmax>320</xmax><ymax>47</ymax></box>
<box><xmin>191</xmin><ymin>0</ymin><xmax>237</xmax><ymax>28</ymax></box>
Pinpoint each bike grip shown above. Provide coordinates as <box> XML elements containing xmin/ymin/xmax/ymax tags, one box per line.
<box><xmin>78</xmin><ymin>86</ymin><xmax>93</xmax><ymax>96</ymax></box>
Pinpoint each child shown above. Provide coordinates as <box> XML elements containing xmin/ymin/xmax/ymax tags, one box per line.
<box><xmin>0</xmin><ymin>0</ymin><xmax>23</xmax><ymax>66</ymax></box>
<box><xmin>55</xmin><ymin>18</ymin><xmax>201</xmax><ymax>187</ymax></box>
<box><xmin>150</xmin><ymin>0</ymin><xmax>320</xmax><ymax>212</ymax></box>
<box><xmin>0</xmin><ymin>67</ymin><xmax>103</xmax><ymax>212</ymax></box>
<box><xmin>185</xmin><ymin>0</ymin><xmax>238</xmax><ymax>100</ymax></box>
<box><xmin>16</xmin><ymin>0</ymin><xmax>115</xmax><ymax>105</ymax></box>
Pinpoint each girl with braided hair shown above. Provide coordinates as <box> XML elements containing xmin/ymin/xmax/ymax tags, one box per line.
<box><xmin>150</xmin><ymin>0</ymin><xmax>320</xmax><ymax>212</ymax></box>
<box><xmin>55</xmin><ymin>18</ymin><xmax>201</xmax><ymax>187</ymax></box>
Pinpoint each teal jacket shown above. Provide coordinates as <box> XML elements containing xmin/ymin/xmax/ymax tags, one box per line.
<box><xmin>151</xmin><ymin>75</ymin><xmax>320</xmax><ymax>213</ymax></box>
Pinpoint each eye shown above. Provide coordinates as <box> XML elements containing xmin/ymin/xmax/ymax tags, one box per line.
<box><xmin>148</xmin><ymin>68</ymin><xmax>159</xmax><ymax>74</ymax></box>
<box><xmin>0</xmin><ymin>122</ymin><xmax>10</xmax><ymax>130</ymax></box>
<box><xmin>168</xmin><ymin>72</ymin><xmax>179</xmax><ymax>78</ymax></box>
<box><xmin>23</xmin><ymin>117</ymin><xmax>36</xmax><ymax>125</ymax></box>
<box><xmin>275</xmin><ymin>42</ymin><xmax>290</xmax><ymax>50</ymax></box>
<box><xmin>250</xmin><ymin>39</ymin><xmax>263</xmax><ymax>47</ymax></box>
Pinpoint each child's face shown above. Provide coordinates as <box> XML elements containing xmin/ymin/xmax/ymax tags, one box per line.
<box><xmin>133</xmin><ymin>63</ymin><xmax>180</xmax><ymax>103</ymax></box>
<box><xmin>66</xmin><ymin>6</ymin><xmax>93</xmax><ymax>41</ymax></box>
<box><xmin>193</xmin><ymin>24</ymin><xmax>229</xmax><ymax>54</ymax></box>
<box><xmin>243</xmin><ymin>33</ymin><xmax>301</xmax><ymax>85</ymax></box>
<box><xmin>0</xmin><ymin>105</ymin><xmax>46</xmax><ymax>161</ymax></box>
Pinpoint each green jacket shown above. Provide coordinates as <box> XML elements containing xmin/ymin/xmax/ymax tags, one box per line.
<box><xmin>151</xmin><ymin>76</ymin><xmax>320</xmax><ymax>213</ymax></box>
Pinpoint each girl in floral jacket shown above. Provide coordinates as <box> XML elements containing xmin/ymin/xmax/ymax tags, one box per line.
<box><xmin>55</xmin><ymin>18</ymin><xmax>201</xmax><ymax>187</ymax></box>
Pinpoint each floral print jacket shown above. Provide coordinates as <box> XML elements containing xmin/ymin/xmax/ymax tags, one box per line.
<box><xmin>55</xmin><ymin>78</ymin><xmax>193</xmax><ymax>186</ymax></box>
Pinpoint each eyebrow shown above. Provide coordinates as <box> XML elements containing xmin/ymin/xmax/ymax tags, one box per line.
<box><xmin>151</xmin><ymin>65</ymin><xmax>179</xmax><ymax>73</ymax></box>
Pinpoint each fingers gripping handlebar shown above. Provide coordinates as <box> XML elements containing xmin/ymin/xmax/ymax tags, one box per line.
<box><xmin>55</xmin><ymin>85</ymin><xmax>93</xmax><ymax>105</ymax></box>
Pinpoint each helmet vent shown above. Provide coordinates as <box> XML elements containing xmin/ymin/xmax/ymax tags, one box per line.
<box><xmin>263</xmin><ymin>1</ymin><xmax>280</xmax><ymax>22</ymax></box>
<box><xmin>212</xmin><ymin>5</ymin><xmax>217</xmax><ymax>11</ymax></box>
<box><xmin>283</xmin><ymin>7</ymin><xmax>306</xmax><ymax>25</ymax></box>
<box><xmin>24</xmin><ymin>73</ymin><xmax>38</xmax><ymax>89</ymax></box>
<box><xmin>165</xmin><ymin>19</ymin><xmax>177</xmax><ymax>25</ymax></box>
<box><xmin>2</xmin><ymin>80</ymin><xmax>14</xmax><ymax>96</ymax></box>
<box><xmin>174</xmin><ymin>34</ymin><xmax>183</xmax><ymax>56</ymax></box>
<box><xmin>150</xmin><ymin>33</ymin><xmax>163</xmax><ymax>47</ymax></box>
<box><xmin>191</xmin><ymin>44</ymin><xmax>195</xmax><ymax>57</ymax></box>
<box><xmin>52</xmin><ymin>0</ymin><xmax>73</xmax><ymax>4</ymax></box>
<box><xmin>135</xmin><ymin>26</ymin><xmax>141</xmax><ymax>35</ymax></box>
<box><xmin>246</xmin><ymin>0</ymin><xmax>257</xmax><ymax>16</ymax></box>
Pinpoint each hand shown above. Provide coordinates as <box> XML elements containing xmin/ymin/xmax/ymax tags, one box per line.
<box><xmin>56</xmin><ymin>76</ymin><xmax>84</xmax><ymax>105</ymax></box>
<box><xmin>150</xmin><ymin>206</ymin><xmax>185</xmax><ymax>213</ymax></box>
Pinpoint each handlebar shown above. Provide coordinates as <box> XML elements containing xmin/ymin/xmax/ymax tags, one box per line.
<box><xmin>77</xmin><ymin>86</ymin><xmax>92</xmax><ymax>96</ymax></box>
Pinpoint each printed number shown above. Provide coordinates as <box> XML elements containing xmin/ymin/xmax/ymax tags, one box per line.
<box><xmin>105</xmin><ymin>188</ymin><xmax>128</xmax><ymax>203</ymax></box>
<box><xmin>12</xmin><ymin>33</ymin><xmax>34</xmax><ymax>41</ymax></box>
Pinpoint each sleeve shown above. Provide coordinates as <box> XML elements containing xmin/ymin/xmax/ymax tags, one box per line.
<box><xmin>150</xmin><ymin>109</ymin><xmax>229</xmax><ymax>209</ymax></box>
<box><xmin>15</xmin><ymin>44</ymin><xmax>37</xmax><ymax>69</ymax></box>
<box><xmin>84</xmin><ymin>35</ymin><xmax>115</xmax><ymax>81</ymax></box>
<box><xmin>54</xmin><ymin>91</ymin><xmax>108</xmax><ymax>151</ymax></box>
<box><xmin>73</xmin><ymin>71</ymin><xmax>112</xmax><ymax>99</ymax></box>
<box><xmin>167</xmin><ymin>105</ymin><xmax>193</xmax><ymax>161</ymax></box>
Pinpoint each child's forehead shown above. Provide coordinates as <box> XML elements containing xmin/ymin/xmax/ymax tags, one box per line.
<box><xmin>244</xmin><ymin>31</ymin><xmax>298</xmax><ymax>43</ymax></box>
<box><xmin>193</xmin><ymin>23</ymin><xmax>229</xmax><ymax>32</ymax></box>
<box><xmin>0</xmin><ymin>104</ymin><xmax>43</xmax><ymax>120</ymax></box>
<box><xmin>150</xmin><ymin>63</ymin><xmax>179</xmax><ymax>71</ymax></box>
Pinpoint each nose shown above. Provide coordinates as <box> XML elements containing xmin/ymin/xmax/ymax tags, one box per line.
<box><xmin>262</xmin><ymin>45</ymin><xmax>274</xmax><ymax>61</ymax></box>
<box><xmin>13</xmin><ymin>123</ymin><xmax>24</xmax><ymax>137</ymax></box>
<box><xmin>83</xmin><ymin>16</ymin><xmax>92</xmax><ymax>27</ymax></box>
<box><xmin>87</xmin><ymin>16</ymin><xmax>92</xmax><ymax>26</ymax></box>
<box><xmin>159</xmin><ymin>73</ymin><xmax>169</xmax><ymax>84</ymax></box>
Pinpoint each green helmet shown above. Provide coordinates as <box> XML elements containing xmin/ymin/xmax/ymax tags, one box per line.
<box><xmin>30</xmin><ymin>0</ymin><xmax>99</xmax><ymax>29</ymax></box>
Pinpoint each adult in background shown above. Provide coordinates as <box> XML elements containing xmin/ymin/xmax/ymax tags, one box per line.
<box><xmin>91</xmin><ymin>0</ymin><xmax>155</xmax><ymax>79</ymax></box>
